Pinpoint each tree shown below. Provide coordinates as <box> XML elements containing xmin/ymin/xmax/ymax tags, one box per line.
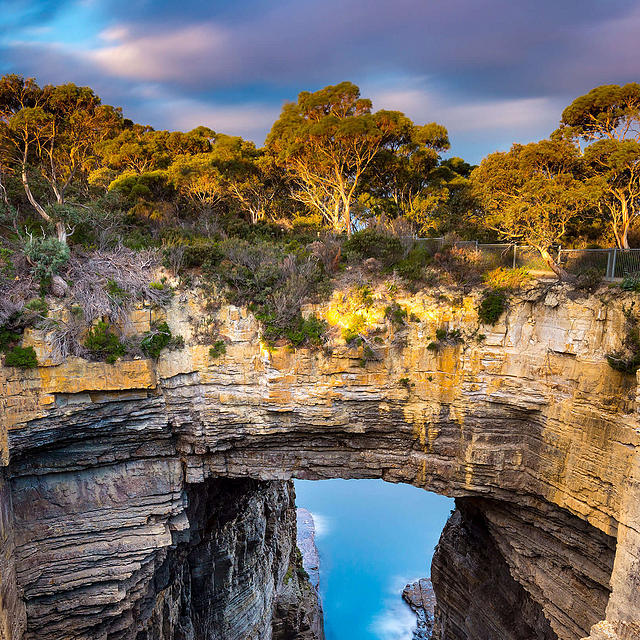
<box><xmin>359</xmin><ymin>121</ymin><xmax>450</xmax><ymax>230</ymax></box>
<box><xmin>167</xmin><ymin>153</ymin><xmax>225</xmax><ymax>213</ymax></box>
<box><xmin>558</xmin><ymin>84</ymin><xmax>640</xmax><ymax>248</ymax></box>
<box><xmin>471</xmin><ymin>139</ymin><xmax>598</xmax><ymax>279</ymax></box>
<box><xmin>0</xmin><ymin>75</ymin><xmax>123</xmax><ymax>242</ymax></box>
<box><xmin>559</xmin><ymin>83</ymin><xmax>640</xmax><ymax>143</ymax></box>
<box><xmin>96</xmin><ymin>125</ymin><xmax>215</xmax><ymax>174</ymax></box>
<box><xmin>582</xmin><ymin>139</ymin><xmax>640</xmax><ymax>249</ymax></box>
<box><xmin>266</xmin><ymin>82</ymin><xmax>414</xmax><ymax>235</ymax></box>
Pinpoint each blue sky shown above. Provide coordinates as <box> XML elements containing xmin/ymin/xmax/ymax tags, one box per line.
<box><xmin>2</xmin><ymin>0</ymin><xmax>640</xmax><ymax>164</ymax></box>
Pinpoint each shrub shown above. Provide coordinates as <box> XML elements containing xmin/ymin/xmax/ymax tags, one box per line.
<box><xmin>478</xmin><ymin>289</ymin><xmax>507</xmax><ymax>325</ymax></box>
<box><xmin>607</xmin><ymin>304</ymin><xmax>640</xmax><ymax>374</ymax></box>
<box><xmin>140</xmin><ymin>322</ymin><xmax>172</xmax><ymax>359</ymax></box>
<box><xmin>621</xmin><ymin>274</ymin><xmax>640</xmax><ymax>292</ymax></box>
<box><xmin>353</xmin><ymin>284</ymin><xmax>374</xmax><ymax>308</ymax></box>
<box><xmin>0</xmin><ymin>326</ymin><xmax>21</xmax><ymax>352</ymax></box>
<box><xmin>84</xmin><ymin>321</ymin><xmax>126</xmax><ymax>364</ymax></box>
<box><xmin>23</xmin><ymin>236</ymin><xmax>70</xmax><ymax>280</ymax></box>
<box><xmin>395</xmin><ymin>246</ymin><xmax>433</xmax><ymax>287</ymax></box>
<box><xmin>283</xmin><ymin>313</ymin><xmax>328</xmax><ymax>347</ymax></box>
<box><xmin>342</xmin><ymin>313</ymin><xmax>366</xmax><ymax>344</ymax></box>
<box><xmin>209</xmin><ymin>340</ymin><xmax>227</xmax><ymax>358</ymax></box>
<box><xmin>5</xmin><ymin>345</ymin><xmax>38</xmax><ymax>368</ymax></box>
<box><xmin>105</xmin><ymin>279</ymin><xmax>130</xmax><ymax>301</ymax></box>
<box><xmin>385</xmin><ymin>303</ymin><xmax>407</xmax><ymax>328</ymax></box>
<box><xmin>483</xmin><ymin>267</ymin><xmax>531</xmax><ymax>290</ymax></box>
<box><xmin>24</xmin><ymin>297</ymin><xmax>49</xmax><ymax>318</ymax></box>
<box><xmin>343</xmin><ymin>229</ymin><xmax>405</xmax><ymax>268</ymax></box>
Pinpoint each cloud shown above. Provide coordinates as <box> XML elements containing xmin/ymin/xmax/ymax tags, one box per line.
<box><xmin>2</xmin><ymin>0</ymin><xmax>640</xmax><ymax>162</ymax></box>
<box><xmin>92</xmin><ymin>24</ymin><xmax>236</xmax><ymax>83</ymax></box>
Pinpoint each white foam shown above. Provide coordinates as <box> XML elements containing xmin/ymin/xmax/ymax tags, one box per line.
<box><xmin>308</xmin><ymin>512</ymin><xmax>332</xmax><ymax>538</ymax></box>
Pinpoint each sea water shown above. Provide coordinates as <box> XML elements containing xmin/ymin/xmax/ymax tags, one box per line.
<box><xmin>294</xmin><ymin>479</ymin><xmax>454</xmax><ymax>640</ymax></box>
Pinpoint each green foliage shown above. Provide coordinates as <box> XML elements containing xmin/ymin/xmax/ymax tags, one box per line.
<box><xmin>359</xmin><ymin>345</ymin><xmax>376</xmax><ymax>367</ymax></box>
<box><xmin>621</xmin><ymin>274</ymin><xmax>640</xmax><ymax>292</ymax></box>
<box><xmin>607</xmin><ymin>304</ymin><xmax>640</xmax><ymax>374</ymax></box>
<box><xmin>4</xmin><ymin>345</ymin><xmax>38</xmax><ymax>368</ymax></box>
<box><xmin>149</xmin><ymin>281</ymin><xmax>165</xmax><ymax>290</ymax></box>
<box><xmin>24</xmin><ymin>297</ymin><xmax>49</xmax><ymax>317</ymax></box>
<box><xmin>399</xmin><ymin>377</ymin><xmax>415</xmax><ymax>389</ymax></box>
<box><xmin>84</xmin><ymin>321</ymin><xmax>126</xmax><ymax>364</ymax></box>
<box><xmin>23</xmin><ymin>236</ymin><xmax>70</xmax><ymax>280</ymax></box>
<box><xmin>343</xmin><ymin>229</ymin><xmax>404</xmax><ymax>268</ymax></box>
<box><xmin>427</xmin><ymin>341</ymin><xmax>440</xmax><ymax>352</ymax></box>
<box><xmin>209</xmin><ymin>340</ymin><xmax>227</xmax><ymax>358</ymax></box>
<box><xmin>342</xmin><ymin>313</ymin><xmax>366</xmax><ymax>344</ymax></box>
<box><xmin>0</xmin><ymin>326</ymin><xmax>22</xmax><ymax>352</ymax></box>
<box><xmin>282</xmin><ymin>313</ymin><xmax>327</xmax><ymax>347</ymax></box>
<box><xmin>353</xmin><ymin>284</ymin><xmax>374</xmax><ymax>308</ymax></box>
<box><xmin>478</xmin><ymin>289</ymin><xmax>507</xmax><ymax>325</ymax></box>
<box><xmin>140</xmin><ymin>322</ymin><xmax>172</xmax><ymax>359</ymax></box>
<box><xmin>105</xmin><ymin>279</ymin><xmax>130</xmax><ymax>301</ymax></box>
<box><xmin>394</xmin><ymin>245</ymin><xmax>433</xmax><ymax>284</ymax></box>
<box><xmin>384</xmin><ymin>303</ymin><xmax>407</xmax><ymax>328</ymax></box>
<box><xmin>0</xmin><ymin>247</ymin><xmax>15</xmax><ymax>278</ymax></box>
<box><xmin>435</xmin><ymin>328</ymin><xmax>447</xmax><ymax>341</ymax></box>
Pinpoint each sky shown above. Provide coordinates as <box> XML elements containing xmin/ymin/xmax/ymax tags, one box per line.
<box><xmin>1</xmin><ymin>0</ymin><xmax>640</xmax><ymax>164</ymax></box>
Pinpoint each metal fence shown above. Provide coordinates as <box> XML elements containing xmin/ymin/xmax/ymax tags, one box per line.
<box><xmin>412</xmin><ymin>237</ymin><xmax>640</xmax><ymax>280</ymax></box>
<box><xmin>558</xmin><ymin>248</ymin><xmax>640</xmax><ymax>280</ymax></box>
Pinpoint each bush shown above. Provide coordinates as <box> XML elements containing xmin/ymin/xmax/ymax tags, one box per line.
<box><xmin>384</xmin><ymin>303</ymin><xmax>407</xmax><ymax>328</ymax></box>
<box><xmin>24</xmin><ymin>297</ymin><xmax>49</xmax><ymax>317</ymax></box>
<box><xmin>5</xmin><ymin>345</ymin><xmax>38</xmax><ymax>368</ymax></box>
<box><xmin>84</xmin><ymin>321</ymin><xmax>126</xmax><ymax>364</ymax></box>
<box><xmin>342</xmin><ymin>314</ymin><xmax>366</xmax><ymax>344</ymax></box>
<box><xmin>621</xmin><ymin>274</ymin><xmax>640</xmax><ymax>292</ymax></box>
<box><xmin>23</xmin><ymin>236</ymin><xmax>70</xmax><ymax>280</ymax></box>
<box><xmin>483</xmin><ymin>267</ymin><xmax>531</xmax><ymax>290</ymax></box>
<box><xmin>607</xmin><ymin>304</ymin><xmax>640</xmax><ymax>373</ymax></box>
<box><xmin>140</xmin><ymin>322</ymin><xmax>172</xmax><ymax>359</ymax></box>
<box><xmin>283</xmin><ymin>313</ymin><xmax>327</xmax><ymax>347</ymax></box>
<box><xmin>478</xmin><ymin>289</ymin><xmax>507</xmax><ymax>325</ymax></box>
<box><xmin>209</xmin><ymin>340</ymin><xmax>227</xmax><ymax>358</ymax></box>
<box><xmin>343</xmin><ymin>229</ymin><xmax>405</xmax><ymax>268</ymax></box>
<box><xmin>395</xmin><ymin>246</ymin><xmax>433</xmax><ymax>287</ymax></box>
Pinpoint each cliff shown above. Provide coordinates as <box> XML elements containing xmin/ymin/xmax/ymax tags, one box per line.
<box><xmin>1</xmin><ymin>282</ymin><xmax>640</xmax><ymax>639</ymax></box>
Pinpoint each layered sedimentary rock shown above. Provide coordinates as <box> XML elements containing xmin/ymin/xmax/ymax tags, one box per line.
<box><xmin>402</xmin><ymin>578</ymin><xmax>436</xmax><ymax>639</ymax></box>
<box><xmin>431</xmin><ymin>497</ymin><xmax>610</xmax><ymax>640</ymax></box>
<box><xmin>1</xmin><ymin>283</ymin><xmax>639</xmax><ymax>639</ymax></box>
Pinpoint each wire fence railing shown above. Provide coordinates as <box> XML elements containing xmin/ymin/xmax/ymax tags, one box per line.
<box><xmin>411</xmin><ymin>237</ymin><xmax>640</xmax><ymax>280</ymax></box>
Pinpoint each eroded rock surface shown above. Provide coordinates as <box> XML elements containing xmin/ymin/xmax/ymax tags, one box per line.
<box><xmin>1</xmin><ymin>286</ymin><xmax>639</xmax><ymax>639</ymax></box>
<box><xmin>402</xmin><ymin>578</ymin><xmax>436</xmax><ymax>639</ymax></box>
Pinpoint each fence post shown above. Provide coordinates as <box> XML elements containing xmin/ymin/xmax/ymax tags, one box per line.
<box><xmin>612</xmin><ymin>247</ymin><xmax>618</xmax><ymax>279</ymax></box>
<box><xmin>512</xmin><ymin>245</ymin><xmax>517</xmax><ymax>269</ymax></box>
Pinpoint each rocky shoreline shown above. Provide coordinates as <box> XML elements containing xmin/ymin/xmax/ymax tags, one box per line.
<box><xmin>403</xmin><ymin>578</ymin><xmax>437</xmax><ymax>640</ymax></box>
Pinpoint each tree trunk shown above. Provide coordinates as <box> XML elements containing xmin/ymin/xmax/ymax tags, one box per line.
<box><xmin>621</xmin><ymin>199</ymin><xmax>631</xmax><ymax>249</ymax></box>
<box><xmin>55</xmin><ymin>221</ymin><xmax>67</xmax><ymax>244</ymax></box>
<box><xmin>21</xmin><ymin>165</ymin><xmax>51</xmax><ymax>223</ymax></box>
<box><xmin>539</xmin><ymin>247</ymin><xmax>574</xmax><ymax>281</ymax></box>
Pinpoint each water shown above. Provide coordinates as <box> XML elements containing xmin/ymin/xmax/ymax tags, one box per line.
<box><xmin>294</xmin><ymin>479</ymin><xmax>454</xmax><ymax>640</ymax></box>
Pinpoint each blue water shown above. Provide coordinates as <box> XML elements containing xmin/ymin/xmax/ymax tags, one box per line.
<box><xmin>294</xmin><ymin>479</ymin><xmax>454</xmax><ymax>640</ymax></box>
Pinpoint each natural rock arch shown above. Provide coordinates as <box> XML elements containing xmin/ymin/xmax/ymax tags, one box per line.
<box><xmin>1</xmin><ymin>289</ymin><xmax>639</xmax><ymax>639</ymax></box>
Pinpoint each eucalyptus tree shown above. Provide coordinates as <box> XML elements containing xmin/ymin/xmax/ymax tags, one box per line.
<box><xmin>359</xmin><ymin>121</ymin><xmax>450</xmax><ymax>230</ymax></box>
<box><xmin>471</xmin><ymin>139</ymin><xmax>598</xmax><ymax>279</ymax></box>
<box><xmin>266</xmin><ymin>82</ymin><xmax>422</xmax><ymax>235</ymax></box>
<box><xmin>0</xmin><ymin>74</ymin><xmax>123</xmax><ymax>242</ymax></box>
<box><xmin>558</xmin><ymin>84</ymin><xmax>640</xmax><ymax>248</ymax></box>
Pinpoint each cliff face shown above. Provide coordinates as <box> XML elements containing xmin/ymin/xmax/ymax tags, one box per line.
<box><xmin>1</xmin><ymin>284</ymin><xmax>640</xmax><ymax>639</ymax></box>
